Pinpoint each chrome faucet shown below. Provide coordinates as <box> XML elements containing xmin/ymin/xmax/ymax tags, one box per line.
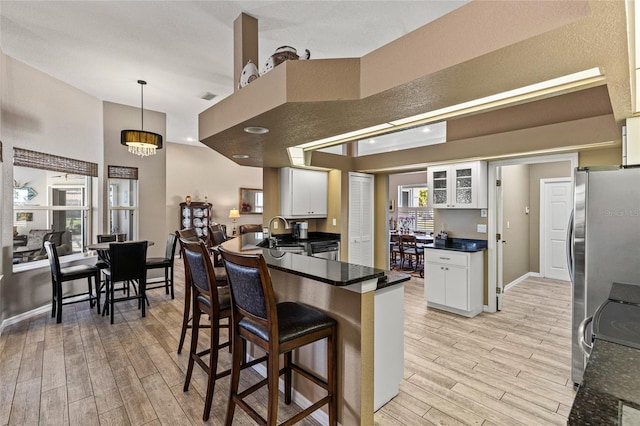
<box><xmin>267</xmin><ymin>216</ymin><xmax>289</xmax><ymax>248</ymax></box>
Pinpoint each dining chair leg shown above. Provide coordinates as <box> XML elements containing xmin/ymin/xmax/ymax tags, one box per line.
<box><xmin>55</xmin><ymin>280</ymin><xmax>63</xmax><ymax>323</ymax></box>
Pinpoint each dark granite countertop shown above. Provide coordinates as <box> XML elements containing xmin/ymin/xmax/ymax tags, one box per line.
<box><xmin>569</xmin><ymin>340</ymin><xmax>640</xmax><ymax>425</ymax></box>
<box><xmin>219</xmin><ymin>233</ymin><xmax>408</xmax><ymax>290</ymax></box>
<box><xmin>422</xmin><ymin>238</ymin><xmax>487</xmax><ymax>253</ymax></box>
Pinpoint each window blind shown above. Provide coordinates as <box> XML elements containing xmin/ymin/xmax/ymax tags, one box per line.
<box><xmin>13</xmin><ymin>148</ymin><xmax>98</xmax><ymax>177</ymax></box>
<box><xmin>108</xmin><ymin>165</ymin><xmax>138</xmax><ymax>180</ymax></box>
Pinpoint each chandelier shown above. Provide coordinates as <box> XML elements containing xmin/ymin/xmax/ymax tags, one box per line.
<box><xmin>121</xmin><ymin>80</ymin><xmax>163</xmax><ymax>157</ymax></box>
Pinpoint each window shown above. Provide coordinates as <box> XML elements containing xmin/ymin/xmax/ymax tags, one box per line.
<box><xmin>397</xmin><ymin>184</ymin><xmax>434</xmax><ymax>233</ymax></box>
<box><xmin>108</xmin><ymin>166</ymin><xmax>139</xmax><ymax>240</ymax></box>
<box><xmin>13</xmin><ymin>168</ymin><xmax>92</xmax><ymax>265</ymax></box>
<box><xmin>12</xmin><ymin>148</ymin><xmax>97</xmax><ymax>268</ymax></box>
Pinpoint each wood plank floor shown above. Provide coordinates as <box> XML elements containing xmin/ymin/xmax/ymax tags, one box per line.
<box><xmin>0</xmin><ymin>259</ymin><xmax>575</xmax><ymax>426</ymax></box>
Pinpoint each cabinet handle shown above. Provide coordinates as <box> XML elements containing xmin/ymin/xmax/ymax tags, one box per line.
<box><xmin>445</xmin><ymin>267</ymin><xmax>449</xmax><ymax>270</ymax></box>
<box><xmin>439</xmin><ymin>257</ymin><xmax>450</xmax><ymax>260</ymax></box>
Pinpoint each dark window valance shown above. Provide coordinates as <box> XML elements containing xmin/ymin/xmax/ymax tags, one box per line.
<box><xmin>13</xmin><ymin>148</ymin><xmax>98</xmax><ymax>177</ymax></box>
<box><xmin>108</xmin><ymin>165</ymin><xmax>138</xmax><ymax>180</ymax></box>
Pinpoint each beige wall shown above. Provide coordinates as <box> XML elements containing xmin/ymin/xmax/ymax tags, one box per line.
<box><xmin>501</xmin><ymin>165</ymin><xmax>530</xmax><ymax>285</ymax></box>
<box><xmin>434</xmin><ymin>210</ymin><xmax>488</xmax><ymax>240</ymax></box>
<box><xmin>579</xmin><ymin>146</ymin><xmax>622</xmax><ymax>167</ymax></box>
<box><xmin>103</xmin><ymin>101</ymin><xmax>166</xmax><ymax>258</ymax></box>
<box><xmin>165</xmin><ymin>143</ymin><xmax>262</xmax><ymax>236</ymax></box>
<box><xmin>1</xmin><ymin>54</ymin><xmax>104</xmax><ymax>323</ymax></box>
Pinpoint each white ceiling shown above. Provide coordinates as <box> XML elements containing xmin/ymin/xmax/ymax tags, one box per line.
<box><xmin>0</xmin><ymin>0</ymin><xmax>468</xmax><ymax>146</ymax></box>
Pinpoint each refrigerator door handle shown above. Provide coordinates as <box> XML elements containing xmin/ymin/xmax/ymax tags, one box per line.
<box><xmin>566</xmin><ymin>209</ymin><xmax>574</xmax><ymax>284</ymax></box>
<box><xmin>578</xmin><ymin>315</ymin><xmax>593</xmax><ymax>357</ymax></box>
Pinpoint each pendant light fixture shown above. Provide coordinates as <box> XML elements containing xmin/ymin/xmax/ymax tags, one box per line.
<box><xmin>121</xmin><ymin>80</ymin><xmax>163</xmax><ymax>157</ymax></box>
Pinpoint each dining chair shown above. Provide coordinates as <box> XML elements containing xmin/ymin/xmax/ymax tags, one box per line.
<box><xmin>400</xmin><ymin>234</ymin><xmax>424</xmax><ymax>271</ymax></box>
<box><xmin>176</xmin><ymin>229</ymin><xmax>228</xmax><ymax>354</ymax></box>
<box><xmin>44</xmin><ymin>241</ymin><xmax>100</xmax><ymax>323</ymax></box>
<box><xmin>219</xmin><ymin>247</ymin><xmax>338</xmax><ymax>426</ymax></box>
<box><xmin>102</xmin><ymin>241</ymin><xmax>148</xmax><ymax>324</ymax></box>
<box><xmin>145</xmin><ymin>233</ymin><xmax>178</xmax><ymax>299</ymax></box>
<box><xmin>208</xmin><ymin>224</ymin><xmax>227</xmax><ymax>266</ymax></box>
<box><xmin>180</xmin><ymin>240</ymin><xmax>255</xmax><ymax>421</ymax></box>
<box><xmin>390</xmin><ymin>233</ymin><xmax>401</xmax><ymax>268</ymax></box>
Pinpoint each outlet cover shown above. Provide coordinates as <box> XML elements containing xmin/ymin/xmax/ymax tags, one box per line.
<box><xmin>477</xmin><ymin>224</ymin><xmax>487</xmax><ymax>233</ymax></box>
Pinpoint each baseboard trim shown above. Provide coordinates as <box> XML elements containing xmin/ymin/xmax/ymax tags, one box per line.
<box><xmin>504</xmin><ymin>272</ymin><xmax>540</xmax><ymax>292</ymax></box>
<box><xmin>0</xmin><ymin>294</ymin><xmax>91</xmax><ymax>336</ymax></box>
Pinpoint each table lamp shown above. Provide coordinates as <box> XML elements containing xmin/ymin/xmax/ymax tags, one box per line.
<box><xmin>229</xmin><ymin>208</ymin><xmax>240</xmax><ymax>235</ymax></box>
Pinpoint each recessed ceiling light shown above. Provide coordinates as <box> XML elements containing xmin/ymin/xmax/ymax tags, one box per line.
<box><xmin>422</xmin><ymin>127</ymin><xmax>431</xmax><ymax>133</ymax></box>
<box><xmin>232</xmin><ymin>154</ymin><xmax>250</xmax><ymax>159</ymax></box>
<box><xmin>369</xmin><ymin>139</ymin><xmax>376</xmax><ymax>144</ymax></box>
<box><xmin>244</xmin><ymin>126</ymin><xmax>269</xmax><ymax>134</ymax></box>
<box><xmin>185</xmin><ymin>136</ymin><xmax>195</xmax><ymax>142</ymax></box>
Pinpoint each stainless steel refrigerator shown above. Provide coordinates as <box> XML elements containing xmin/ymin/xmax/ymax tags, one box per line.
<box><xmin>568</xmin><ymin>166</ymin><xmax>640</xmax><ymax>386</ymax></box>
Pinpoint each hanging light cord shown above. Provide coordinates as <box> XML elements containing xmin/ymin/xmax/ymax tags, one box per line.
<box><xmin>138</xmin><ymin>79</ymin><xmax>146</xmax><ymax>130</ymax></box>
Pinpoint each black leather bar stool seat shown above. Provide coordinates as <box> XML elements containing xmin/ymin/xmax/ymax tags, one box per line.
<box><xmin>219</xmin><ymin>248</ymin><xmax>338</xmax><ymax>426</ymax></box>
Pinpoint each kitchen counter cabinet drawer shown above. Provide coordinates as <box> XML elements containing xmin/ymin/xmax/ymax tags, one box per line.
<box><xmin>424</xmin><ymin>251</ymin><xmax>468</xmax><ymax>267</ymax></box>
<box><xmin>424</xmin><ymin>248</ymin><xmax>483</xmax><ymax>317</ymax></box>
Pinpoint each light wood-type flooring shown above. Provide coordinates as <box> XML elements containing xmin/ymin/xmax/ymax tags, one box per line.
<box><xmin>0</xmin><ymin>259</ymin><xmax>574</xmax><ymax>425</ymax></box>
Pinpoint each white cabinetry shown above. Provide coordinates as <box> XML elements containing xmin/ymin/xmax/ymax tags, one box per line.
<box><xmin>423</xmin><ymin>248</ymin><xmax>484</xmax><ymax>317</ymax></box>
<box><xmin>280</xmin><ymin>167</ymin><xmax>328</xmax><ymax>218</ymax></box>
<box><xmin>427</xmin><ymin>161</ymin><xmax>487</xmax><ymax>208</ymax></box>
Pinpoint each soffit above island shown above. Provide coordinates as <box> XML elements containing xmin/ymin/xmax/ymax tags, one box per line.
<box><xmin>198</xmin><ymin>0</ymin><xmax>630</xmax><ymax>171</ymax></box>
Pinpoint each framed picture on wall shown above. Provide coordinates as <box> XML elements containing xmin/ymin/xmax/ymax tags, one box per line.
<box><xmin>16</xmin><ymin>212</ymin><xmax>33</xmax><ymax>222</ymax></box>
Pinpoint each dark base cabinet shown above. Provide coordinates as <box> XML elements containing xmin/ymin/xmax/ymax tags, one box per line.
<box><xmin>179</xmin><ymin>201</ymin><xmax>212</xmax><ymax>246</ymax></box>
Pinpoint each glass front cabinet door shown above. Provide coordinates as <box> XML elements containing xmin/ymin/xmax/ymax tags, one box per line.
<box><xmin>427</xmin><ymin>161</ymin><xmax>487</xmax><ymax>209</ymax></box>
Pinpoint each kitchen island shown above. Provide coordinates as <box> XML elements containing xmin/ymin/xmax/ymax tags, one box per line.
<box><xmin>218</xmin><ymin>233</ymin><xmax>409</xmax><ymax>425</ymax></box>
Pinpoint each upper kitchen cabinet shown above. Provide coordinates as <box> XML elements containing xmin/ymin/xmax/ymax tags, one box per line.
<box><xmin>280</xmin><ymin>167</ymin><xmax>328</xmax><ymax>218</ymax></box>
<box><xmin>428</xmin><ymin>161</ymin><xmax>487</xmax><ymax>209</ymax></box>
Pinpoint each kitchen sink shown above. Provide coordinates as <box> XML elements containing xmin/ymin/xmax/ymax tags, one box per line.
<box><xmin>256</xmin><ymin>239</ymin><xmax>308</xmax><ymax>254</ymax></box>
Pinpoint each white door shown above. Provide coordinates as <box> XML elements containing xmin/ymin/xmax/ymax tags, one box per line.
<box><xmin>540</xmin><ymin>178</ymin><xmax>572</xmax><ymax>281</ymax></box>
<box><xmin>349</xmin><ymin>172</ymin><xmax>374</xmax><ymax>267</ymax></box>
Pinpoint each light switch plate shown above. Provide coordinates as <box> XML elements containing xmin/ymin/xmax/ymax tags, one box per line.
<box><xmin>477</xmin><ymin>224</ymin><xmax>487</xmax><ymax>233</ymax></box>
<box><xmin>332</xmin><ymin>218</ymin><xmax>337</xmax><ymax>226</ymax></box>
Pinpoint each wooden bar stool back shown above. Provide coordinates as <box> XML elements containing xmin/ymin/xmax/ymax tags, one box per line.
<box><xmin>181</xmin><ymin>240</ymin><xmax>232</xmax><ymax>421</ymax></box>
<box><xmin>219</xmin><ymin>248</ymin><xmax>338</xmax><ymax>426</ymax></box>
<box><xmin>176</xmin><ymin>229</ymin><xmax>228</xmax><ymax>354</ymax></box>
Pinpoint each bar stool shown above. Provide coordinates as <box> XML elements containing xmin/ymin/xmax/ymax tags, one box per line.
<box><xmin>180</xmin><ymin>240</ymin><xmax>233</xmax><ymax>421</ymax></box>
<box><xmin>176</xmin><ymin>230</ymin><xmax>228</xmax><ymax>354</ymax></box>
<box><xmin>219</xmin><ymin>248</ymin><xmax>338</xmax><ymax>426</ymax></box>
